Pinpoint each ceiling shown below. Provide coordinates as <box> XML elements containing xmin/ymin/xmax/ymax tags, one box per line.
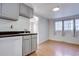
<box><xmin>27</xmin><ymin>3</ymin><xmax>79</xmax><ymax>19</ymax></box>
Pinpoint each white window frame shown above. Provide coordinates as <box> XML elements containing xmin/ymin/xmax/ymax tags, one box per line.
<box><xmin>64</xmin><ymin>20</ymin><xmax>73</xmax><ymax>31</ymax></box>
<box><xmin>55</xmin><ymin>21</ymin><xmax>62</xmax><ymax>31</ymax></box>
<box><xmin>75</xmin><ymin>19</ymin><xmax>79</xmax><ymax>31</ymax></box>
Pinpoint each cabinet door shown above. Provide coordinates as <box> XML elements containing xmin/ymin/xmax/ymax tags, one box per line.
<box><xmin>20</xmin><ymin>4</ymin><xmax>33</xmax><ymax>18</ymax></box>
<box><xmin>0</xmin><ymin>3</ymin><xmax>2</xmax><ymax>16</ymax></box>
<box><xmin>22</xmin><ymin>36</ymin><xmax>31</xmax><ymax>56</ymax></box>
<box><xmin>0</xmin><ymin>36</ymin><xmax>22</xmax><ymax>56</ymax></box>
<box><xmin>31</xmin><ymin>35</ymin><xmax>37</xmax><ymax>52</ymax></box>
<box><xmin>2</xmin><ymin>3</ymin><xmax>19</xmax><ymax>20</ymax></box>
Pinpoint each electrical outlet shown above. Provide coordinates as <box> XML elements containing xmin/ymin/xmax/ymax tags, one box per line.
<box><xmin>11</xmin><ymin>25</ymin><xmax>13</xmax><ymax>29</ymax></box>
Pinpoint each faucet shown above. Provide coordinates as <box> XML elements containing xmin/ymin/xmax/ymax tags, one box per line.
<box><xmin>24</xmin><ymin>29</ymin><xmax>27</xmax><ymax>33</ymax></box>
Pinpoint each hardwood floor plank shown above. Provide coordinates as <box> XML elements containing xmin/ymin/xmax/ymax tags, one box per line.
<box><xmin>29</xmin><ymin>40</ymin><xmax>79</xmax><ymax>56</ymax></box>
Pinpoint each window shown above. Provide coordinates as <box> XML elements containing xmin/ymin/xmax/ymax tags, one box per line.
<box><xmin>64</xmin><ymin>20</ymin><xmax>73</xmax><ymax>31</ymax></box>
<box><xmin>75</xmin><ymin>19</ymin><xmax>79</xmax><ymax>31</ymax></box>
<box><xmin>55</xmin><ymin>21</ymin><xmax>62</xmax><ymax>31</ymax></box>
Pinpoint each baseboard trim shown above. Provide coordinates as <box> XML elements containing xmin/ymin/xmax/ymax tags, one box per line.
<box><xmin>39</xmin><ymin>40</ymin><xmax>48</xmax><ymax>45</ymax></box>
<box><xmin>26</xmin><ymin>51</ymin><xmax>36</xmax><ymax>56</ymax></box>
<box><xmin>48</xmin><ymin>39</ymin><xmax>79</xmax><ymax>46</ymax></box>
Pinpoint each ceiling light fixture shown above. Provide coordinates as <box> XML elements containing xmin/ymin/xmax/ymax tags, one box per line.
<box><xmin>52</xmin><ymin>7</ymin><xmax>60</xmax><ymax>11</ymax></box>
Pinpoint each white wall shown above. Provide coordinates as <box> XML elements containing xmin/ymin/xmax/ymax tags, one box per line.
<box><xmin>37</xmin><ymin>15</ymin><xmax>48</xmax><ymax>44</ymax></box>
<box><xmin>48</xmin><ymin>19</ymin><xmax>79</xmax><ymax>45</ymax></box>
<box><xmin>0</xmin><ymin>16</ymin><xmax>30</xmax><ymax>31</ymax></box>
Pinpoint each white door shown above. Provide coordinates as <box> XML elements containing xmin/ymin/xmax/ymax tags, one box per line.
<box><xmin>22</xmin><ymin>36</ymin><xmax>31</xmax><ymax>56</ymax></box>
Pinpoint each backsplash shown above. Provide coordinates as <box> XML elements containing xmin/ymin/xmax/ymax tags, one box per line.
<box><xmin>0</xmin><ymin>16</ymin><xmax>30</xmax><ymax>31</ymax></box>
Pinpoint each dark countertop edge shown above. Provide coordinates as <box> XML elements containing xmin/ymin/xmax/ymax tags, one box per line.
<box><xmin>0</xmin><ymin>31</ymin><xmax>30</xmax><ymax>35</ymax></box>
<box><xmin>0</xmin><ymin>33</ymin><xmax>37</xmax><ymax>38</ymax></box>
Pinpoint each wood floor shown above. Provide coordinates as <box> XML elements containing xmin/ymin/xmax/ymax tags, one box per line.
<box><xmin>30</xmin><ymin>40</ymin><xmax>79</xmax><ymax>56</ymax></box>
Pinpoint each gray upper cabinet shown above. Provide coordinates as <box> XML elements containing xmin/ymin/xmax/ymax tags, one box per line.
<box><xmin>19</xmin><ymin>4</ymin><xmax>33</xmax><ymax>18</ymax></box>
<box><xmin>2</xmin><ymin>3</ymin><xmax>19</xmax><ymax>20</ymax></box>
<box><xmin>0</xmin><ymin>4</ymin><xmax>2</xmax><ymax>16</ymax></box>
<box><xmin>0</xmin><ymin>3</ymin><xmax>19</xmax><ymax>21</ymax></box>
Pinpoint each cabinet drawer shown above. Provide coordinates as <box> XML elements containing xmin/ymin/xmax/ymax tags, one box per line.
<box><xmin>32</xmin><ymin>35</ymin><xmax>37</xmax><ymax>39</ymax></box>
<box><xmin>23</xmin><ymin>35</ymin><xmax>31</xmax><ymax>39</ymax></box>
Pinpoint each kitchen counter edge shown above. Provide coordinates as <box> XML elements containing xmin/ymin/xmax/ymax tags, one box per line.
<box><xmin>0</xmin><ymin>33</ymin><xmax>37</xmax><ymax>38</ymax></box>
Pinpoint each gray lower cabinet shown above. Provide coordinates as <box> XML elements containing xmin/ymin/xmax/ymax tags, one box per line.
<box><xmin>31</xmin><ymin>35</ymin><xmax>37</xmax><ymax>52</ymax></box>
<box><xmin>22</xmin><ymin>35</ymin><xmax>31</xmax><ymax>56</ymax></box>
<box><xmin>0</xmin><ymin>36</ymin><xmax>22</xmax><ymax>56</ymax></box>
<box><xmin>22</xmin><ymin>35</ymin><xmax>37</xmax><ymax>56</ymax></box>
